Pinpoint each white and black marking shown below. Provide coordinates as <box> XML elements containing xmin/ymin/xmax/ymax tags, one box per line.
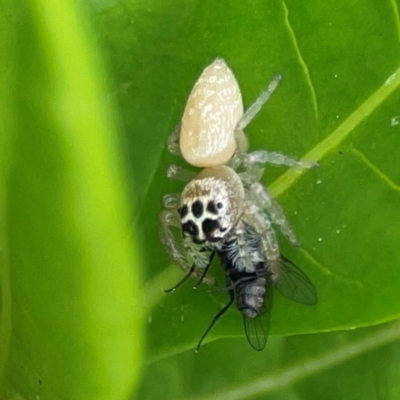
<box><xmin>180</xmin><ymin>175</ymin><xmax>237</xmax><ymax>244</ymax></box>
<box><xmin>202</xmin><ymin>219</ymin><xmax>220</xmax><ymax>242</ymax></box>
<box><xmin>182</xmin><ymin>220</ymin><xmax>199</xmax><ymax>239</ymax></box>
<box><xmin>192</xmin><ymin>200</ymin><xmax>204</xmax><ymax>218</ymax></box>
<box><xmin>206</xmin><ymin>201</ymin><xmax>218</xmax><ymax>214</ymax></box>
<box><xmin>180</xmin><ymin>204</ymin><xmax>189</xmax><ymax>218</ymax></box>
<box><xmin>181</xmin><ymin>196</ymin><xmax>229</xmax><ymax>244</ymax></box>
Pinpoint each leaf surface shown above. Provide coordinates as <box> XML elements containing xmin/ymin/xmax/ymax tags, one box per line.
<box><xmin>1</xmin><ymin>0</ymin><xmax>400</xmax><ymax>398</ymax></box>
<box><xmin>1</xmin><ymin>1</ymin><xmax>143</xmax><ymax>398</ymax></box>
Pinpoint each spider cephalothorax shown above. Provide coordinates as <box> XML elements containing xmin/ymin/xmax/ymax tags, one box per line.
<box><xmin>180</xmin><ymin>166</ymin><xmax>244</xmax><ymax>244</ymax></box>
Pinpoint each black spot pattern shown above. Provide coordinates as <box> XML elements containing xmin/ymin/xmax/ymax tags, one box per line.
<box><xmin>180</xmin><ymin>205</ymin><xmax>188</xmax><ymax>218</ymax></box>
<box><xmin>206</xmin><ymin>201</ymin><xmax>218</xmax><ymax>215</ymax></box>
<box><xmin>182</xmin><ymin>220</ymin><xmax>198</xmax><ymax>237</ymax></box>
<box><xmin>202</xmin><ymin>218</ymin><xmax>219</xmax><ymax>235</ymax></box>
<box><xmin>192</xmin><ymin>200</ymin><xmax>203</xmax><ymax>218</ymax></box>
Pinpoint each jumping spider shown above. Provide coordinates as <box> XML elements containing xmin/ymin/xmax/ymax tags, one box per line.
<box><xmin>159</xmin><ymin>59</ymin><xmax>317</xmax><ymax>350</ymax></box>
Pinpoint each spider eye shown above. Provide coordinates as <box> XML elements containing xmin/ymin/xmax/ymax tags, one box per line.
<box><xmin>217</xmin><ymin>202</ymin><xmax>223</xmax><ymax>209</ymax></box>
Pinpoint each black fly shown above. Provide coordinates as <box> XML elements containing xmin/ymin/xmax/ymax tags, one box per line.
<box><xmin>165</xmin><ymin>223</ymin><xmax>317</xmax><ymax>351</ymax></box>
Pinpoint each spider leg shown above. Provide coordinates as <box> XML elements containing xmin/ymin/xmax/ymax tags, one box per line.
<box><xmin>244</xmin><ymin>150</ymin><xmax>318</xmax><ymax>169</ymax></box>
<box><xmin>248</xmin><ymin>182</ymin><xmax>299</xmax><ymax>246</ymax></box>
<box><xmin>167</xmin><ymin>123</ymin><xmax>182</xmax><ymax>156</ymax></box>
<box><xmin>236</xmin><ymin>74</ymin><xmax>282</xmax><ymax>131</ymax></box>
<box><xmin>232</xmin><ymin>129</ymin><xmax>249</xmax><ymax>156</ymax></box>
<box><xmin>232</xmin><ymin>76</ymin><xmax>283</xmax><ymax>161</ymax></box>
<box><xmin>159</xmin><ymin>207</ymin><xmax>189</xmax><ymax>271</ymax></box>
<box><xmin>196</xmin><ymin>283</ymin><xmax>235</xmax><ymax>352</ymax></box>
<box><xmin>162</xmin><ymin>193</ymin><xmax>181</xmax><ymax>210</ymax></box>
<box><xmin>159</xmin><ymin>200</ymin><xmax>215</xmax><ymax>286</ymax></box>
<box><xmin>166</xmin><ymin>164</ymin><xmax>196</xmax><ymax>183</ymax></box>
<box><xmin>237</xmin><ymin>164</ymin><xmax>264</xmax><ymax>186</ymax></box>
<box><xmin>232</xmin><ymin>75</ymin><xmax>282</xmax><ymax>167</ymax></box>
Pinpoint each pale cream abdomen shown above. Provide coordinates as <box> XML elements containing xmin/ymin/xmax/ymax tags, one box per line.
<box><xmin>180</xmin><ymin>59</ymin><xmax>244</xmax><ymax>168</ymax></box>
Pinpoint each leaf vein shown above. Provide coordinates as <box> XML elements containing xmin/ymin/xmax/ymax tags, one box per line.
<box><xmin>352</xmin><ymin>147</ymin><xmax>400</xmax><ymax>192</ymax></box>
<box><xmin>270</xmin><ymin>66</ymin><xmax>400</xmax><ymax>198</ymax></box>
<box><xmin>190</xmin><ymin>321</ymin><xmax>400</xmax><ymax>400</ymax></box>
<box><xmin>281</xmin><ymin>0</ymin><xmax>319</xmax><ymax>119</ymax></box>
<box><xmin>390</xmin><ymin>0</ymin><xmax>400</xmax><ymax>42</ymax></box>
<box><xmin>300</xmin><ymin>249</ymin><xmax>363</xmax><ymax>288</ymax></box>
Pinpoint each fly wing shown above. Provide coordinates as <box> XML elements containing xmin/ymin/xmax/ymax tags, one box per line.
<box><xmin>275</xmin><ymin>254</ymin><xmax>317</xmax><ymax>305</ymax></box>
<box><xmin>243</xmin><ymin>284</ymin><xmax>272</xmax><ymax>351</ymax></box>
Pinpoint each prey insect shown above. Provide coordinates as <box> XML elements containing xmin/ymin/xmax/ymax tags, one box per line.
<box><xmin>172</xmin><ymin>222</ymin><xmax>317</xmax><ymax>351</ymax></box>
<box><xmin>159</xmin><ymin>58</ymin><xmax>318</xmax><ymax>351</ymax></box>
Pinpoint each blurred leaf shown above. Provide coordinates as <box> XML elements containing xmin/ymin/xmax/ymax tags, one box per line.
<box><xmin>1</xmin><ymin>1</ymin><xmax>143</xmax><ymax>399</ymax></box>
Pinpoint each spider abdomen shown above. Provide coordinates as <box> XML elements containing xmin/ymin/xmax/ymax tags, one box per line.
<box><xmin>180</xmin><ymin>59</ymin><xmax>244</xmax><ymax>168</ymax></box>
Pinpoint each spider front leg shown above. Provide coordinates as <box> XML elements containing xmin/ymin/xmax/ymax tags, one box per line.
<box><xmin>159</xmin><ymin>194</ymin><xmax>215</xmax><ymax>286</ymax></box>
<box><xmin>248</xmin><ymin>183</ymin><xmax>299</xmax><ymax>246</ymax></box>
<box><xmin>159</xmin><ymin>202</ymin><xmax>189</xmax><ymax>273</ymax></box>
<box><xmin>242</xmin><ymin>202</ymin><xmax>281</xmax><ymax>282</ymax></box>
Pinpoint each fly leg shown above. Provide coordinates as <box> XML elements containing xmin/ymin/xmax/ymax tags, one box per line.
<box><xmin>196</xmin><ymin>284</ymin><xmax>235</xmax><ymax>352</ymax></box>
<box><xmin>193</xmin><ymin>252</ymin><xmax>216</xmax><ymax>288</ymax></box>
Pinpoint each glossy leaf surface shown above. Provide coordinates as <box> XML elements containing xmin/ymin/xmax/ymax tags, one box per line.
<box><xmin>1</xmin><ymin>0</ymin><xmax>400</xmax><ymax>398</ymax></box>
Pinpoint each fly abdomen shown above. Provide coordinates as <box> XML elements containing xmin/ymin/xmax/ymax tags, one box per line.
<box><xmin>236</xmin><ymin>277</ymin><xmax>266</xmax><ymax>318</ymax></box>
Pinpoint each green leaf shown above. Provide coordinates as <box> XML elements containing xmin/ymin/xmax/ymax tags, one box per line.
<box><xmin>2</xmin><ymin>0</ymin><xmax>400</xmax><ymax>398</ymax></box>
<box><xmin>125</xmin><ymin>0</ymin><xmax>400</xmax><ymax>361</ymax></box>
<box><xmin>138</xmin><ymin>321</ymin><xmax>400</xmax><ymax>400</ymax></box>
<box><xmin>1</xmin><ymin>1</ymin><xmax>143</xmax><ymax>399</ymax></box>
